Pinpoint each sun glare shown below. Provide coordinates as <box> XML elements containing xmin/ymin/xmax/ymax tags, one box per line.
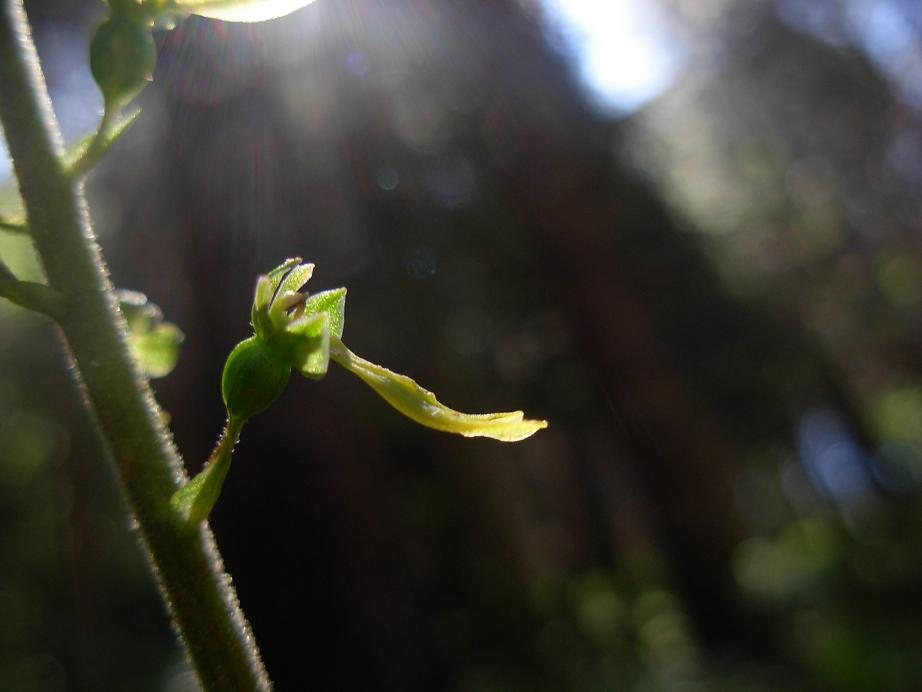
<box><xmin>540</xmin><ymin>0</ymin><xmax>685</xmax><ymax>117</ymax></box>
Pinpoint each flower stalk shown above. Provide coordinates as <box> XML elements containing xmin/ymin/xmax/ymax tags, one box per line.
<box><xmin>0</xmin><ymin>2</ymin><xmax>269</xmax><ymax>689</ymax></box>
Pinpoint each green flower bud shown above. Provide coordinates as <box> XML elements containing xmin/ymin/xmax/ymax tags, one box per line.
<box><xmin>117</xmin><ymin>289</ymin><xmax>184</xmax><ymax>379</ymax></box>
<box><xmin>221</xmin><ymin>336</ymin><xmax>291</xmax><ymax>422</ymax></box>
<box><xmin>90</xmin><ymin>15</ymin><xmax>156</xmax><ymax>110</ymax></box>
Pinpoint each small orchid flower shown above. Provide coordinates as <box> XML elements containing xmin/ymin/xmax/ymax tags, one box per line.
<box><xmin>172</xmin><ymin>259</ymin><xmax>547</xmax><ymax>526</ymax></box>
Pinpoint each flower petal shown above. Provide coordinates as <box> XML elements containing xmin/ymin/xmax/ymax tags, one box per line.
<box><xmin>170</xmin><ymin>0</ymin><xmax>318</xmax><ymax>23</ymax></box>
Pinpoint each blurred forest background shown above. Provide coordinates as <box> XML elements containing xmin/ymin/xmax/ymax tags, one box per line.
<box><xmin>2</xmin><ymin>0</ymin><xmax>922</xmax><ymax>689</ymax></box>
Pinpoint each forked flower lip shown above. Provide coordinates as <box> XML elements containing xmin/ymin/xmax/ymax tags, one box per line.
<box><xmin>329</xmin><ymin>335</ymin><xmax>548</xmax><ymax>442</ymax></box>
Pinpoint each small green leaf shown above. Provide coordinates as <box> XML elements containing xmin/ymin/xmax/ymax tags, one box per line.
<box><xmin>171</xmin><ymin>417</ymin><xmax>244</xmax><ymax>526</ymax></box>
<box><xmin>171</xmin><ymin>458</ymin><xmax>225</xmax><ymax>526</ymax></box>
<box><xmin>303</xmin><ymin>287</ymin><xmax>346</xmax><ymax>338</ymax></box>
<box><xmin>329</xmin><ymin>336</ymin><xmax>548</xmax><ymax>442</ymax></box>
<box><xmin>130</xmin><ymin>323</ymin><xmax>184</xmax><ymax>378</ymax></box>
<box><xmin>66</xmin><ymin>108</ymin><xmax>142</xmax><ymax>177</ymax></box>
<box><xmin>167</xmin><ymin>0</ymin><xmax>318</xmax><ymax>22</ymax></box>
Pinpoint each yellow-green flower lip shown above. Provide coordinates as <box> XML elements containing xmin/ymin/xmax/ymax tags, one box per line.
<box><xmin>330</xmin><ymin>337</ymin><xmax>548</xmax><ymax>442</ymax></box>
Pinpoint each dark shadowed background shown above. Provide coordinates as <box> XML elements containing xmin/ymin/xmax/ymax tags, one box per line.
<box><xmin>3</xmin><ymin>0</ymin><xmax>922</xmax><ymax>689</ymax></box>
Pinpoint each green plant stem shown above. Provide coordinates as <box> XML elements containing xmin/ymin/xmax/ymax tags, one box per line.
<box><xmin>0</xmin><ymin>257</ymin><xmax>65</xmax><ymax>317</ymax></box>
<box><xmin>0</xmin><ymin>213</ymin><xmax>28</xmax><ymax>233</ymax></box>
<box><xmin>0</xmin><ymin>3</ymin><xmax>270</xmax><ymax>690</ymax></box>
<box><xmin>73</xmin><ymin>108</ymin><xmax>113</xmax><ymax>176</ymax></box>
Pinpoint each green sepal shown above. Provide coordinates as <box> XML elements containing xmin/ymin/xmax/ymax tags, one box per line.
<box><xmin>283</xmin><ymin>311</ymin><xmax>329</xmax><ymax>379</ymax></box>
<box><xmin>222</xmin><ymin>336</ymin><xmax>291</xmax><ymax>421</ymax></box>
<box><xmin>329</xmin><ymin>336</ymin><xmax>547</xmax><ymax>442</ymax></box>
<box><xmin>275</xmin><ymin>262</ymin><xmax>314</xmax><ymax>298</ymax></box>
<box><xmin>303</xmin><ymin>287</ymin><xmax>346</xmax><ymax>338</ymax></box>
<box><xmin>265</xmin><ymin>257</ymin><xmax>302</xmax><ymax>294</ymax></box>
<box><xmin>250</xmin><ymin>275</ymin><xmax>273</xmax><ymax>339</ymax></box>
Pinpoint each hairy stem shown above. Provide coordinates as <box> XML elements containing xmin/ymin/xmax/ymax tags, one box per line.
<box><xmin>0</xmin><ymin>213</ymin><xmax>28</xmax><ymax>233</ymax></box>
<box><xmin>0</xmin><ymin>256</ymin><xmax>65</xmax><ymax>317</ymax></box>
<box><xmin>0</xmin><ymin>2</ymin><xmax>270</xmax><ymax>689</ymax></box>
